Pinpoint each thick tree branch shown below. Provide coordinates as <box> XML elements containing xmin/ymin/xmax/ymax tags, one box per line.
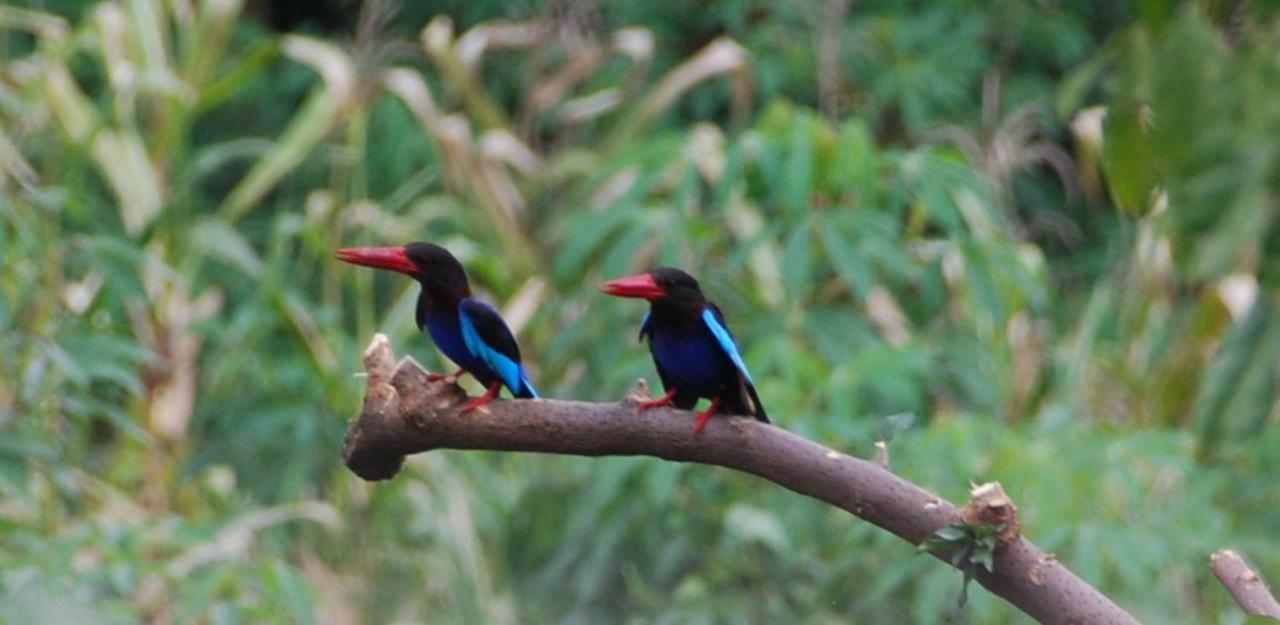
<box><xmin>1212</xmin><ymin>549</ymin><xmax>1280</xmax><ymax>620</ymax></box>
<box><xmin>343</xmin><ymin>334</ymin><xmax>1141</xmax><ymax>625</ymax></box>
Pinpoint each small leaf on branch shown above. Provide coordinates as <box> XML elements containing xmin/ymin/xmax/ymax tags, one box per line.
<box><xmin>879</xmin><ymin>412</ymin><xmax>917</xmax><ymax>442</ymax></box>
<box><xmin>918</xmin><ymin>521</ymin><xmax>1007</xmax><ymax>610</ymax></box>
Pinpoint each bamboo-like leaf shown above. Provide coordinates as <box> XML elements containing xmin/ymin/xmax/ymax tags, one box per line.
<box><xmin>558</xmin><ymin>89</ymin><xmax>622</xmax><ymax>125</ymax></box>
<box><xmin>384</xmin><ymin>69</ymin><xmax>482</xmax><ymax>197</ymax></box>
<box><xmin>455</xmin><ymin>20</ymin><xmax>546</xmax><ymax>72</ymax></box>
<box><xmin>611</xmin><ymin>27</ymin><xmax>654</xmax><ymax>97</ymax></box>
<box><xmin>0</xmin><ymin>128</ymin><xmax>37</xmax><ymax>190</ymax></box>
<box><xmin>42</xmin><ymin>62</ymin><xmax>99</xmax><ymax>141</ymax></box>
<box><xmin>608</xmin><ymin>37</ymin><xmax>750</xmax><ymax>149</ymax></box>
<box><xmin>91</xmin><ymin>131</ymin><xmax>165</xmax><ymax>234</ymax></box>
<box><xmin>199</xmin><ymin>39</ymin><xmax>277</xmax><ymax>112</ymax></box>
<box><xmin>383</xmin><ymin>67</ymin><xmax>444</xmax><ymax>132</ymax></box>
<box><xmin>724</xmin><ymin>504</ymin><xmax>790</xmax><ymax>552</ymax></box>
<box><xmin>501</xmin><ymin>276</ymin><xmax>547</xmax><ymax>337</ymax></box>
<box><xmin>218</xmin><ymin>89</ymin><xmax>342</xmax><ymax>221</ymax></box>
<box><xmin>181</xmin><ymin>0</ymin><xmax>244</xmax><ymax>91</ymax></box>
<box><xmin>1193</xmin><ymin>296</ymin><xmax>1280</xmax><ymax>456</ymax></box>
<box><xmin>94</xmin><ymin>4</ymin><xmax>134</xmax><ymax>90</ymax></box>
<box><xmin>725</xmin><ymin>197</ymin><xmax>782</xmax><ymax>308</ymax></box>
<box><xmin>280</xmin><ymin>35</ymin><xmax>355</xmax><ymax>104</ymax></box>
<box><xmin>280</xmin><ymin>290</ymin><xmax>338</xmax><ymax>374</ymax></box>
<box><xmin>781</xmin><ymin>119</ymin><xmax>815</xmax><ymax>214</ymax></box>
<box><xmin>218</xmin><ymin>37</ymin><xmax>357</xmax><ymax>220</ymax></box>
<box><xmin>265</xmin><ymin>561</ymin><xmax>317</xmax><ymax>625</ymax></box>
<box><xmin>479</xmin><ymin>130</ymin><xmax>541</xmax><ymax>176</ymax></box>
<box><xmin>0</xmin><ymin>5</ymin><xmax>68</xmax><ymax>36</ymax></box>
<box><xmin>420</xmin><ymin>16</ymin><xmax>511</xmax><ymax>129</ymax></box>
<box><xmin>819</xmin><ymin>226</ymin><xmax>872</xmax><ymax>300</ymax></box>
<box><xmin>126</xmin><ymin>0</ymin><xmax>170</xmax><ymax>76</ymax></box>
<box><xmin>190</xmin><ymin>218</ymin><xmax>263</xmax><ymax>277</ymax></box>
<box><xmin>781</xmin><ymin>218</ymin><xmax>812</xmax><ymax>302</ymax></box>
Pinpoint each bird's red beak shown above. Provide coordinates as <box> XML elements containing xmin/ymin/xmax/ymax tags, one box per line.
<box><xmin>601</xmin><ymin>273</ymin><xmax>665</xmax><ymax>300</ymax></box>
<box><xmin>335</xmin><ymin>247</ymin><xmax>418</xmax><ymax>275</ymax></box>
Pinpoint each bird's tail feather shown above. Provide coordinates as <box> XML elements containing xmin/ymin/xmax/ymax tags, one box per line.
<box><xmin>747</xmin><ymin>382</ymin><xmax>769</xmax><ymax>424</ymax></box>
<box><xmin>725</xmin><ymin>380</ymin><xmax>768</xmax><ymax>423</ymax></box>
<box><xmin>514</xmin><ymin>374</ymin><xmax>539</xmax><ymax>399</ymax></box>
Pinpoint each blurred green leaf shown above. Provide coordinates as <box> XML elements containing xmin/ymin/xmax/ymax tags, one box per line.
<box><xmin>879</xmin><ymin>413</ymin><xmax>917</xmax><ymax>443</ymax></box>
<box><xmin>264</xmin><ymin>561</ymin><xmax>317</xmax><ymax>625</ymax></box>
<box><xmin>724</xmin><ymin>504</ymin><xmax>790</xmax><ymax>552</ymax></box>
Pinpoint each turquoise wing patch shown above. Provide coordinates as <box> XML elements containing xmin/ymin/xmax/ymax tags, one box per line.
<box><xmin>459</xmin><ymin>301</ymin><xmax>526</xmax><ymax>394</ymax></box>
<box><xmin>701</xmin><ymin>306</ymin><xmax>754</xmax><ymax>384</ymax></box>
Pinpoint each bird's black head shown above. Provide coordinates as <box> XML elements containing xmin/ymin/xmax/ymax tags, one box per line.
<box><xmin>600</xmin><ymin>266</ymin><xmax>706</xmax><ymax>306</ymax></box>
<box><xmin>649</xmin><ymin>267</ymin><xmax>704</xmax><ymax>302</ymax></box>
<box><xmin>336</xmin><ymin>241</ymin><xmax>471</xmax><ymax>300</ymax></box>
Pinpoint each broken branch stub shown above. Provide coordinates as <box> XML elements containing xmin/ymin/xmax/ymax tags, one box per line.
<box><xmin>342</xmin><ymin>333</ymin><xmax>468</xmax><ymax>480</ymax></box>
<box><xmin>961</xmin><ymin>482</ymin><xmax>1022</xmax><ymax>546</ymax></box>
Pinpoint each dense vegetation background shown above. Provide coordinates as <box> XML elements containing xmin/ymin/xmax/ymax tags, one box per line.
<box><xmin>3</xmin><ymin>0</ymin><xmax>1279</xmax><ymax>622</ymax></box>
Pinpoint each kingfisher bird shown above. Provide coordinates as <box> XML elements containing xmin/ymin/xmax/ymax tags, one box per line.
<box><xmin>336</xmin><ymin>242</ymin><xmax>538</xmax><ymax>411</ymax></box>
<box><xmin>601</xmin><ymin>267</ymin><xmax>768</xmax><ymax>433</ymax></box>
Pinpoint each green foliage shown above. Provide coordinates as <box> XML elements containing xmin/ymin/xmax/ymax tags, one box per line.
<box><xmin>1</xmin><ymin>1</ymin><xmax>1278</xmax><ymax>624</ymax></box>
<box><xmin>1059</xmin><ymin>6</ymin><xmax>1280</xmax><ymax>455</ymax></box>
<box><xmin>918</xmin><ymin>521</ymin><xmax>1003</xmax><ymax>609</ymax></box>
<box><xmin>1092</xmin><ymin>9</ymin><xmax>1280</xmax><ymax>286</ymax></box>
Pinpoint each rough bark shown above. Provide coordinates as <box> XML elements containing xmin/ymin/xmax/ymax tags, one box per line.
<box><xmin>1212</xmin><ymin>549</ymin><xmax>1280</xmax><ymax>621</ymax></box>
<box><xmin>343</xmin><ymin>334</ymin><xmax>1142</xmax><ymax>625</ymax></box>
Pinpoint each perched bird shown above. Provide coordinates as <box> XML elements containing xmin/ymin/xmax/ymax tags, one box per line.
<box><xmin>336</xmin><ymin>242</ymin><xmax>538</xmax><ymax>411</ymax></box>
<box><xmin>601</xmin><ymin>267</ymin><xmax>768</xmax><ymax>433</ymax></box>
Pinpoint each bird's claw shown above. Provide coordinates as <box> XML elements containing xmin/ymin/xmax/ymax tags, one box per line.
<box><xmin>693</xmin><ymin>397</ymin><xmax>721</xmax><ymax>434</ymax></box>
<box><xmin>637</xmin><ymin>388</ymin><xmax>678</xmax><ymax>411</ymax></box>
<box><xmin>428</xmin><ymin>368</ymin><xmax>467</xmax><ymax>383</ymax></box>
<box><xmin>461</xmin><ymin>381</ymin><xmax>501</xmax><ymax>413</ymax></box>
<box><xmin>460</xmin><ymin>396</ymin><xmax>493</xmax><ymax>413</ymax></box>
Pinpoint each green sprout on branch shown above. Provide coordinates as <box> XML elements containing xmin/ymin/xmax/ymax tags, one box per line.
<box><xmin>919</xmin><ymin>521</ymin><xmax>1007</xmax><ymax>609</ymax></box>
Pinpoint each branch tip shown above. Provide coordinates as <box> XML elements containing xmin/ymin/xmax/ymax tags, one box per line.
<box><xmin>362</xmin><ymin>333</ymin><xmax>397</xmax><ymax>383</ymax></box>
<box><xmin>364</xmin><ymin>332</ymin><xmax>390</xmax><ymax>357</ymax></box>
<box><xmin>1211</xmin><ymin>548</ymin><xmax>1280</xmax><ymax>620</ymax></box>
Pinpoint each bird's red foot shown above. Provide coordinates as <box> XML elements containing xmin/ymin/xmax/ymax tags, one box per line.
<box><xmin>461</xmin><ymin>382</ymin><xmax>502</xmax><ymax>413</ymax></box>
<box><xmin>638</xmin><ymin>388</ymin><xmax>678</xmax><ymax>410</ymax></box>
<box><xmin>427</xmin><ymin>368</ymin><xmax>467</xmax><ymax>382</ymax></box>
<box><xmin>693</xmin><ymin>396</ymin><xmax>721</xmax><ymax>434</ymax></box>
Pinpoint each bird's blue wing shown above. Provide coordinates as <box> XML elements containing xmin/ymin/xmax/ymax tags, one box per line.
<box><xmin>638</xmin><ymin>312</ymin><xmax>652</xmax><ymax>342</ymax></box>
<box><xmin>458</xmin><ymin>299</ymin><xmax>538</xmax><ymax>398</ymax></box>
<box><xmin>703</xmin><ymin>304</ymin><xmax>768</xmax><ymax>422</ymax></box>
<box><xmin>701</xmin><ymin>305</ymin><xmax>753</xmax><ymax>384</ymax></box>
